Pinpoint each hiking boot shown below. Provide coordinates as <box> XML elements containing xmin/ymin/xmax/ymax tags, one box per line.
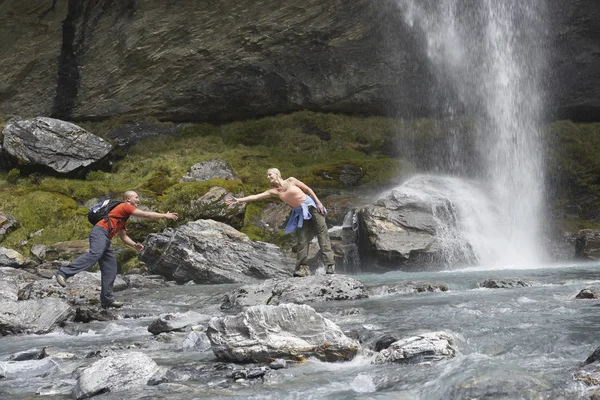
<box><xmin>101</xmin><ymin>301</ymin><xmax>124</xmax><ymax>309</ymax></box>
<box><xmin>326</xmin><ymin>264</ymin><xmax>335</xmax><ymax>275</ymax></box>
<box><xmin>55</xmin><ymin>271</ymin><xmax>67</xmax><ymax>288</ymax></box>
<box><xmin>293</xmin><ymin>265</ymin><xmax>311</xmax><ymax>277</ymax></box>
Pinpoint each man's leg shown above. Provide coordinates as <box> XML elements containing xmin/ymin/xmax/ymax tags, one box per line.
<box><xmin>311</xmin><ymin>207</ymin><xmax>336</xmax><ymax>274</ymax></box>
<box><xmin>98</xmin><ymin>247</ymin><xmax>119</xmax><ymax>305</ymax></box>
<box><xmin>56</xmin><ymin>226</ymin><xmax>110</xmax><ymax>285</ymax></box>
<box><xmin>294</xmin><ymin>223</ymin><xmax>312</xmax><ymax>277</ymax></box>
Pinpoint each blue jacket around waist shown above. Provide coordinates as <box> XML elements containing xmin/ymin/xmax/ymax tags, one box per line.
<box><xmin>284</xmin><ymin>196</ymin><xmax>326</xmax><ymax>234</ymax></box>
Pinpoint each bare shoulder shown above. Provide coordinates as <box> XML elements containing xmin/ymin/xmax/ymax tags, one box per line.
<box><xmin>287</xmin><ymin>177</ymin><xmax>298</xmax><ymax>184</ymax></box>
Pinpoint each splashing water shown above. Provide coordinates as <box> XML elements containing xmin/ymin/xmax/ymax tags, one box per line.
<box><xmin>395</xmin><ymin>0</ymin><xmax>547</xmax><ymax>266</ymax></box>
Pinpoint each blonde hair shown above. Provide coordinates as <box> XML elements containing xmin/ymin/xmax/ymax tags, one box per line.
<box><xmin>267</xmin><ymin>168</ymin><xmax>282</xmax><ymax>179</ymax></box>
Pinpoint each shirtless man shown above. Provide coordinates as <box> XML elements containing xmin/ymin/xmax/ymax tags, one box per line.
<box><xmin>225</xmin><ymin>168</ymin><xmax>335</xmax><ymax>277</ymax></box>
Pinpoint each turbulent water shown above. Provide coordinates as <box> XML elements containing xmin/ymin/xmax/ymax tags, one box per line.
<box><xmin>1</xmin><ymin>263</ymin><xmax>599</xmax><ymax>399</ymax></box>
<box><xmin>395</xmin><ymin>0</ymin><xmax>548</xmax><ymax>265</ymax></box>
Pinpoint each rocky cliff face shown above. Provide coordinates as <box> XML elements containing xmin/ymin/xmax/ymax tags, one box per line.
<box><xmin>0</xmin><ymin>0</ymin><xmax>597</xmax><ymax>123</ymax></box>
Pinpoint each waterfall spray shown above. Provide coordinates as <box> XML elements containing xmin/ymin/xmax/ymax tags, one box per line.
<box><xmin>395</xmin><ymin>0</ymin><xmax>547</xmax><ymax>266</ymax></box>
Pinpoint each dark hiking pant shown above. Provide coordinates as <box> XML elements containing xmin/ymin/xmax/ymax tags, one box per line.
<box><xmin>295</xmin><ymin>206</ymin><xmax>335</xmax><ymax>269</ymax></box>
<box><xmin>58</xmin><ymin>225</ymin><xmax>117</xmax><ymax>304</ymax></box>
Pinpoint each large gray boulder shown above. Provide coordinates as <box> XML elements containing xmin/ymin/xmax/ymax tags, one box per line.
<box><xmin>2</xmin><ymin>117</ymin><xmax>111</xmax><ymax>173</ymax></box>
<box><xmin>0</xmin><ymin>297</ymin><xmax>72</xmax><ymax>335</ymax></box>
<box><xmin>207</xmin><ymin>304</ymin><xmax>360</xmax><ymax>362</ymax></box>
<box><xmin>221</xmin><ymin>275</ymin><xmax>369</xmax><ymax>311</ymax></box>
<box><xmin>139</xmin><ymin>219</ymin><xmax>293</xmax><ymax>284</ymax></box>
<box><xmin>73</xmin><ymin>352</ymin><xmax>160</xmax><ymax>400</ymax></box>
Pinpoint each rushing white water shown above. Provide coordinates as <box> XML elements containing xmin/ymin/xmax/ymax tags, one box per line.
<box><xmin>395</xmin><ymin>0</ymin><xmax>547</xmax><ymax>266</ymax></box>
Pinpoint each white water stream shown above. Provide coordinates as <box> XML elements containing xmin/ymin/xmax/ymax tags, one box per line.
<box><xmin>395</xmin><ymin>0</ymin><xmax>547</xmax><ymax>267</ymax></box>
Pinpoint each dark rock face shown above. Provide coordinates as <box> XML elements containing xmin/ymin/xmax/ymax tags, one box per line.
<box><xmin>1</xmin><ymin>0</ymin><xmax>596</xmax><ymax>123</ymax></box>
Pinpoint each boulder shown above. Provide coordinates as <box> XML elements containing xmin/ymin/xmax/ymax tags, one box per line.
<box><xmin>480</xmin><ymin>278</ymin><xmax>535</xmax><ymax>289</ymax></box>
<box><xmin>220</xmin><ymin>275</ymin><xmax>369</xmax><ymax>311</ymax></box>
<box><xmin>73</xmin><ymin>352</ymin><xmax>160</xmax><ymax>400</ymax></box>
<box><xmin>0</xmin><ymin>247</ymin><xmax>36</xmax><ymax>269</ymax></box>
<box><xmin>147</xmin><ymin>311</ymin><xmax>212</xmax><ymax>335</ymax></box>
<box><xmin>2</xmin><ymin>117</ymin><xmax>111</xmax><ymax>173</ymax></box>
<box><xmin>139</xmin><ymin>219</ymin><xmax>293</xmax><ymax>284</ymax></box>
<box><xmin>44</xmin><ymin>240</ymin><xmax>89</xmax><ymax>261</ymax></box>
<box><xmin>180</xmin><ymin>159</ymin><xmax>238</xmax><ymax>183</ymax></box>
<box><xmin>576</xmin><ymin>286</ymin><xmax>600</xmax><ymax>299</ymax></box>
<box><xmin>0</xmin><ymin>212</ymin><xmax>18</xmax><ymax>242</ymax></box>
<box><xmin>0</xmin><ymin>358</ymin><xmax>58</xmax><ymax>379</ymax></box>
<box><xmin>207</xmin><ymin>304</ymin><xmax>360</xmax><ymax>362</ymax></box>
<box><xmin>0</xmin><ymin>297</ymin><xmax>72</xmax><ymax>335</ymax></box>
<box><xmin>373</xmin><ymin>331</ymin><xmax>457</xmax><ymax>364</ymax></box>
<box><xmin>189</xmin><ymin>186</ymin><xmax>245</xmax><ymax>229</ymax></box>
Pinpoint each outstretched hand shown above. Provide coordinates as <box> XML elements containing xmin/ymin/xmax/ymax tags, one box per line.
<box><xmin>165</xmin><ymin>212</ymin><xmax>178</xmax><ymax>221</ymax></box>
<box><xmin>133</xmin><ymin>243</ymin><xmax>144</xmax><ymax>252</ymax></box>
<box><xmin>224</xmin><ymin>197</ymin><xmax>238</xmax><ymax>206</ymax></box>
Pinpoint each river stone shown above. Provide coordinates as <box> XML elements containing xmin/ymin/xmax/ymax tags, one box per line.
<box><xmin>207</xmin><ymin>304</ymin><xmax>360</xmax><ymax>363</ymax></box>
<box><xmin>0</xmin><ymin>297</ymin><xmax>72</xmax><ymax>335</ymax></box>
<box><xmin>73</xmin><ymin>352</ymin><xmax>160</xmax><ymax>400</ymax></box>
<box><xmin>480</xmin><ymin>278</ymin><xmax>535</xmax><ymax>289</ymax></box>
<box><xmin>148</xmin><ymin>311</ymin><xmax>212</xmax><ymax>335</ymax></box>
<box><xmin>373</xmin><ymin>331</ymin><xmax>457</xmax><ymax>364</ymax></box>
<box><xmin>367</xmin><ymin>280</ymin><xmax>449</xmax><ymax>296</ymax></box>
<box><xmin>140</xmin><ymin>219</ymin><xmax>293</xmax><ymax>284</ymax></box>
<box><xmin>2</xmin><ymin>117</ymin><xmax>112</xmax><ymax>173</ymax></box>
<box><xmin>0</xmin><ymin>358</ymin><xmax>58</xmax><ymax>379</ymax></box>
<box><xmin>220</xmin><ymin>275</ymin><xmax>369</xmax><ymax>311</ymax></box>
<box><xmin>577</xmin><ymin>287</ymin><xmax>600</xmax><ymax>299</ymax></box>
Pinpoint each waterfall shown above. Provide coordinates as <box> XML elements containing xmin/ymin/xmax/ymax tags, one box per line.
<box><xmin>395</xmin><ymin>0</ymin><xmax>547</xmax><ymax>266</ymax></box>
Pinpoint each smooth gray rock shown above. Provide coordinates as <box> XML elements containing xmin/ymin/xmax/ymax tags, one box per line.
<box><xmin>140</xmin><ymin>219</ymin><xmax>293</xmax><ymax>284</ymax></box>
<box><xmin>373</xmin><ymin>332</ymin><xmax>457</xmax><ymax>364</ymax></box>
<box><xmin>148</xmin><ymin>311</ymin><xmax>212</xmax><ymax>335</ymax></box>
<box><xmin>207</xmin><ymin>304</ymin><xmax>360</xmax><ymax>363</ymax></box>
<box><xmin>73</xmin><ymin>352</ymin><xmax>160</xmax><ymax>400</ymax></box>
<box><xmin>0</xmin><ymin>358</ymin><xmax>58</xmax><ymax>379</ymax></box>
<box><xmin>221</xmin><ymin>275</ymin><xmax>369</xmax><ymax>311</ymax></box>
<box><xmin>0</xmin><ymin>298</ymin><xmax>72</xmax><ymax>335</ymax></box>
<box><xmin>182</xmin><ymin>330</ymin><xmax>212</xmax><ymax>352</ymax></box>
<box><xmin>576</xmin><ymin>286</ymin><xmax>600</xmax><ymax>300</ymax></box>
<box><xmin>2</xmin><ymin>117</ymin><xmax>111</xmax><ymax>173</ymax></box>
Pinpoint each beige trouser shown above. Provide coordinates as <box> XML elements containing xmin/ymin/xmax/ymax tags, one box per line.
<box><xmin>295</xmin><ymin>206</ymin><xmax>335</xmax><ymax>269</ymax></box>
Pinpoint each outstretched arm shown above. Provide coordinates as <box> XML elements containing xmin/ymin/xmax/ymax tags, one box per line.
<box><xmin>118</xmin><ymin>229</ymin><xmax>144</xmax><ymax>251</ymax></box>
<box><xmin>225</xmin><ymin>190</ymin><xmax>275</xmax><ymax>205</ymax></box>
<box><xmin>289</xmin><ymin>177</ymin><xmax>325</xmax><ymax>214</ymax></box>
<box><xmin>132</xmin><ymin>209</ymin><xmax>178</xmax><ymax>221</ymax></box>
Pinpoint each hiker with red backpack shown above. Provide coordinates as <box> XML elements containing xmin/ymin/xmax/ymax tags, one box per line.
<box><xmin>54</xmin><ymin>190</ymin><xmax>178</xmax><ymax>308</ymax></box>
